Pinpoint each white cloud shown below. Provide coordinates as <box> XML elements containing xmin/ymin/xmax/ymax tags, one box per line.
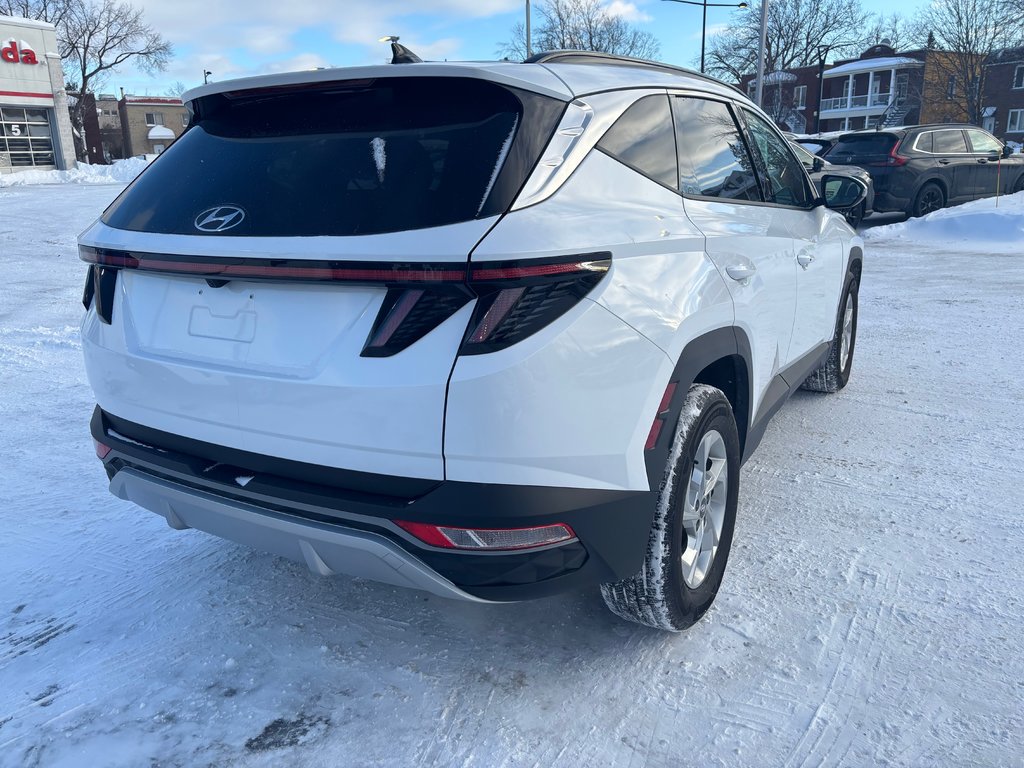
<box><xmin>264</xmin><ymin>52</ymin><xmax>333</xmax><ymax>73</ymax></box>
<box><xmin>604</xmin><ymin>1</ymin><xmax>652</xmax><ymax>23</ymax></box>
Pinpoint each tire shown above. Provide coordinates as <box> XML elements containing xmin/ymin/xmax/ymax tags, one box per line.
<box><xmin>802</xmin><ymin>277</ymin><xmax>858</xmax><ymax>393</ymax></box>
<box><xmin>844</xmin><ymin>201</ymin><xmax>865</xmax><ymax>229</ymax></box>
<box><xmin>910</xmin><ymin>182</ymin><xmax>945</xmax><ymax>218</ymax></box>
<box><xmin>600</xmin><ymin>384</ymin><xmax>740</xmax><ymax>632</ymax></box>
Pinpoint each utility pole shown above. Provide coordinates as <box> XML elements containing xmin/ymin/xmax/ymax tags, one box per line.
<box><xmin>754</xmin><ymin>0</ymin><xmax>768</xmax><ymax>106</ymax></box>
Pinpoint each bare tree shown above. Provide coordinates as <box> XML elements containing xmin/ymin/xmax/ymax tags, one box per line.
<box><xmin>909</xmin><ymin>0</ymin><xmax>1024</xmax><ymax>125</ymax></box>
<box><xmin>863</xmin><ymin>13</ymin><xmax>911</xmax><ymax>51</ymax></box>
<box><xmin>168</xmin><ymin>80</ymin><xmax>187</xmax><ymax>97</ymax></box>
<box><xmin>499</xmin><ymin>0</ymin><xmax>660</xmax><ymax>61</ymax></box>
<box><xmin>704</xmin><ymin>0</ymin><xmax>870</xmax><ymax>82</ymax></box>
<box><xmin>1</xmin><ymin>0</ymin><xmax>171</xmax><ymax>158</ymax></box>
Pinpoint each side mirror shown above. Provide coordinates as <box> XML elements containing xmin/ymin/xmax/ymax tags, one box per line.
<box><xmin>1002</xmin><ymin>144</ymin><xmax>1013</xmax><ymax>158</ymax></box>
<box><xmin>820</xmin><ymin>174</ymin><xmax>867</xmax><ymax>211</ymax></box>
<box><xmin>812</xmin><ymin>156</ymin><xmax>825</xmax><ymax>173</ymax></box>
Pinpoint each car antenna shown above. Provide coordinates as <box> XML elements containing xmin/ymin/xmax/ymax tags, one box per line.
<box><xmin>379</xmin><ymin>36</ymin><xmax>422</xmax><ymax>64</ymax></box>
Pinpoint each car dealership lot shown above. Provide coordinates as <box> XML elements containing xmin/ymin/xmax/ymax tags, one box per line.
<box><xmin>1</xmin><ymin>184</ymin><xmax>1022</xmax><ymax>767</ymax></box>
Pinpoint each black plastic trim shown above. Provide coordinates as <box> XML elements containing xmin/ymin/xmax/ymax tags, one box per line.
<box><xmin>91</xmin><ymin>406</ymin><xmax>655</xmax><ymax>597</ymax></box>
<box><xmin>644</xmin><ymin>327</ymin><xmax>753</xmax><ymax>487</ymax></box>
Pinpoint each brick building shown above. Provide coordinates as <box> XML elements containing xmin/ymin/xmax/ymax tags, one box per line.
<box><xmin>118</xmin><ymin>95</ymin><xmax>187</xmax><ymax>157</ymax></box>
<box><xmin>982</xmin><ymin>46</ymin><xmax>1024</xmax><ymax>142</ymax></box>
<box><xmin>739</xmin><ymin>64</ymin><xmax>822</xmax><ymax>134</ymax></box>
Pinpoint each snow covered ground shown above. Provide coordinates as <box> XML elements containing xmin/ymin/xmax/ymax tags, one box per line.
<box><xmin>1</xmin><ymin>185</ymin><xmax>1022</xmax><ymax>767</ymax></box>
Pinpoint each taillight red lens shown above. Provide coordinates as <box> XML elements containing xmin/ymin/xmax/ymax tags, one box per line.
<box><xmin>395</xmin><ymin>520</ymin><xmax>576</xmax><ymax>551</ymax></box>
<box><xmin>94</xmin><ymin>439</ymin><xmax>112</xmax><ymax>459</ymax></box>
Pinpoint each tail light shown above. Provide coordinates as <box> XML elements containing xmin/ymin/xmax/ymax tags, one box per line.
<box><xmin>94</xmin><ymin>439</ymin><xmax>112</xmax><ymax>459</ymax></box>
<box><xmin>79</xmin><ymin>246</ymin><xmax>610</xmax><ymax>355</ymax></box>
<box><xmin>868</xmin><ymin>142</ymin><xmax>907</xmax><ymax>167</ymax></box>
<box><xmin>395</xmin><ymin>520</ymin><xmax>576</xmax><ymax>550</ymax></box>
<box><xmin>362</xmin><ymin>253</ymin><xmax>611</xmax><ymax>356</ymax></box>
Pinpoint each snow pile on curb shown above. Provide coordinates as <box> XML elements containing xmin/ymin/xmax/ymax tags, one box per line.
<box><xmin>0</xmin><ymin>156</ymin><xmax>150</xmax><ymax>187</ymax></box>
<box><xmin>864</xmin><ymin>190</ymin><xmax>1024</xmax><ymax>253</ymax></box>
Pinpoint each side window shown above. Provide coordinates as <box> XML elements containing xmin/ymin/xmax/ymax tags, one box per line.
<box><xmin>965</xmin><ymin>129</ymin><xmax>1001</xmax><ymax>154</ymax></box>
<box><xmin>932</xmin><ymin>129</ymin><xmax>968</xmax><ymax>154</ymax></box>
<box><xmin>915</xmin><ymin>132</ymin><xmax>934</xmax><ymax>153</ymax></box>
<box><xmin>671</xmin><ymin>96</ymin><xmax>761</xmax><ymax>202</ymax></box>
<box><xmin>597</xmin><ymin>95</ymin><xmax>677</xmax><ymax>189</ymax></box>
<box><xmin>742</xmin><ymin>109</ymin><xmax>812</xmax><ymax>207</ymax></box>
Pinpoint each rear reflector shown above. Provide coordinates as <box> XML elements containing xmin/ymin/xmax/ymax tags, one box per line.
<box><xmin>94</xmin><ymin>439</ymin><xmax>112</xmax><ymax>459</ymax></box>
<box><xmin>645</xmin><ymin>381</ymin><xmax>677</xmax><ymax>450</ymax></box>
<box><xmin>394</xmin><ymin>521</ymin><xmax>576</xmax><ymax>551</ymax></box>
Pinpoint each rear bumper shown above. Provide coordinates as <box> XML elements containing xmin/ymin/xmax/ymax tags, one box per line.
<box><xmin>92</xmin><ymin>407</ymin><xmax>655</xmax><ymax>601</ymax></box>
<box><xmin>111</xmin><ymin>468</ymin><xmax>491</xmax><ymax>602</ymax></box>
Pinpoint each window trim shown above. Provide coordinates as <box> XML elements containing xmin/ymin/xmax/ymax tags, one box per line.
<box><xmin>1013</xmin><ymin>65</ymin><xmax>1024</xmax><ymax>90</ymax></box>
<box><xmin>1007</xmin><ymin>109</ymin><xmax>1024</xmax><ymax>133</ymax></box>
<box><xmin>794</xmin><ymin>85</ymin><xmax>807</xmax><ymax>110</ymax></box>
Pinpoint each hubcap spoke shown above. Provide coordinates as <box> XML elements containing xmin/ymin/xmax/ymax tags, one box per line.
<box><xmin>840</xmin><ymin>300</ymin><xmax>854</xmax><ymax>366</ymax></box>
<box><xmin>681</xmin><ymin>429</ymin><xmax>729</xmax><ymax>590</ymax></box>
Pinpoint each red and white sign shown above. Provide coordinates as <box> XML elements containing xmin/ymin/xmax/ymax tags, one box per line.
<box><xmin>1</xmin><ymin>40</ymin><xmax>39</xmax><ymax>65</ymax></box>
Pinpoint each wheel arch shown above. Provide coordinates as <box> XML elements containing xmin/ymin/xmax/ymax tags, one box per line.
<box><xmin>645</xmin><ymin>327</ymin><xmax>753</xmax><ymax>489</ymax></box>
<box><xmin>912</xmin><ymin>176</ymin><xmax>948</xmax><ymax>205</ymax></box>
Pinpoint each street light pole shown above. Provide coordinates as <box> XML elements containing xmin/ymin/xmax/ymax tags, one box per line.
<box><xmin>526</xmin><ymin>1</ymin><xmax>532</xmax><ymax>59</ymax></box>
<box><xmin>203</xmin><ymin>70</ymin><xmax>212</xmax><ymax>85</ymax></box>
<box><xmin>661</xmin><ymin>0</ymin><xmax>748</xmax><ymax>74</ymax></box>
<box><xmin>754</xmin><ymin>0</ymin><xmax>767</xmax><ymax>106</ymax></box>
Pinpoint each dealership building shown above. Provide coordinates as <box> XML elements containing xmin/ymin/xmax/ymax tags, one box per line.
<box><xmin>1</xmin><ymin>16</ymin><xmax>76</xmax><ymax>174</ymax></box>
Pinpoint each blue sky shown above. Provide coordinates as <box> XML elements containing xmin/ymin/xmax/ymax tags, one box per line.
<box><xmin>114</xmin><ymin>0</ymin><xmax>917</xmax><ymax>96</ymax></box>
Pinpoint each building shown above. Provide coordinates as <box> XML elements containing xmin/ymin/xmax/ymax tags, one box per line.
<box><xmin>817</xmin><ymin>44</ymin><xmax>927</xmax><ymax>133</ymax></box>
<box><xmin>0</xmin><ymin>16</ymin><xmax>76</xmax><ymax>174</ymax></box>
<box><xmin>982</xmin><ymin>46</ymin><xmax>1024</xmax><ymax>142</ymax></box>
<box><xmin>118</xmin><ymin>95</ymin><xmax>187</xmax><ymax>157</ymax></box>
<box><xmin>740</xmin><ymin>64</ymin><xmax>822</xmax><ymax>135</ymax></box>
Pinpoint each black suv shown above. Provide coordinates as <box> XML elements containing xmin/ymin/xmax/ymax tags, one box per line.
<box><xmin>824</xmin><ymin>124</ymin><xmax>1024</xmax><ymax>217</ymax></box>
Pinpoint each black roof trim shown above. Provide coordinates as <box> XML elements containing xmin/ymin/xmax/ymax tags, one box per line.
<box><xmin>523</xmin><ymin>50</ymin><xmax>745</xmax><ymax>96</ymax></box>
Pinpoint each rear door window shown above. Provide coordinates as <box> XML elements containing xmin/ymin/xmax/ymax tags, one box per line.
<box><xmin>597</xmin><ymin>95</ymin><xmax>678</xmax><ymax>189</ymax></box>
<box><xmin>932</xmin><ymin>129</ymin><xmax>968</xmax><ymax>154</ymax></box>
<box><xmin>671</xmin><ymin>96</ymin><xmax>761</xmax><ymax>202</ymax></box>
<box><xmin>102</xmin><ymin>77</ymin><xmax>563</xmax><ymax>237</ymax></box>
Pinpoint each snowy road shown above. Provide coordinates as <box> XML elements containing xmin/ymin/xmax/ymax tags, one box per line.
<box><xmin>1</xmin><ymin>184</ymin><xmax>1022</xmax><ymax>767</ymax></box>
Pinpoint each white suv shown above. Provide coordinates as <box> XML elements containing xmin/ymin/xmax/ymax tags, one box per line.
<box><xmin>80</xmin><ymin>51</ymin><xmax>865</xmax><ymax>631</ymax></box>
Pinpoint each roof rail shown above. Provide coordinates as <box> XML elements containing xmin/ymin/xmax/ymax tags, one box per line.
<box><xmin>523</xmin><ymin>50</ymin><xmax>745</xmax><ymax>96</ymax></box>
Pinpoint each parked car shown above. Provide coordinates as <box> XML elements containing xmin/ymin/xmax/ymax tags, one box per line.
<box><xmin>823</xmin><ymin>125</ymin><xmax>1024</xmax><ymax>217</ymax></box>
<box><xmin>790</xmin><ymin>140</ymin><xmax>875</xmax><ymax>227</ymax></box>
<box><xmin>795</xmin><ymin>137</ymin><xmax>838</xmax><ymax>156</ymax></box>
<box><xmin>80</xmin><ymin>51</ymin><xmax>866</xmax><ymax>632</ymax></box>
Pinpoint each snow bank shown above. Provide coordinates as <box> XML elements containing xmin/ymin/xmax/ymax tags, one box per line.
<box><xmin>863</xmin><ymin>190</ymin><xmax>1024</xmax><ymax>253</ymax></box>
<box><xmin>0</xmin><ymin>156</ymin><xmax>150</xmax><ymax>187</ymax></box>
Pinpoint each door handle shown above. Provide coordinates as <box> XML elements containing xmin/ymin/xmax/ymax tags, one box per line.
<box><xmin>977</xmin><ymin>158</ymin><xmax>988</xmax><ymax>164</ymax></box>
<box><xmin>726</xmin><ymin>264</ymin><xmax>756</xmax><ymax>283</ymax></box>
<box><xmin>797</xmin><ymin>250</ymin><xmax>815</xmax><ymax>269</ymax></box>
<box><xmin>938</xmin><ymin>159</ymin><xmax>951</xmax><ymax>165</ymax></box>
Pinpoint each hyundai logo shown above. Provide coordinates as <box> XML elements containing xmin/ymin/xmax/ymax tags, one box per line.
<box><xmin>194</xmin><ymin>206</ymin><xmax>246</xmax><ymax>233</ymax></box>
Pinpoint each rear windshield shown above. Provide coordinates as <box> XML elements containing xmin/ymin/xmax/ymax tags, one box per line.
<box><xmin>825</xmin><ymin>133</ymin><xmax>898</xmax><ymax>162</ymax></box>
<box><xmin>102</xmin><ymin>77</ymin><xmax>563</xmax><ymax>237</ymax></box>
